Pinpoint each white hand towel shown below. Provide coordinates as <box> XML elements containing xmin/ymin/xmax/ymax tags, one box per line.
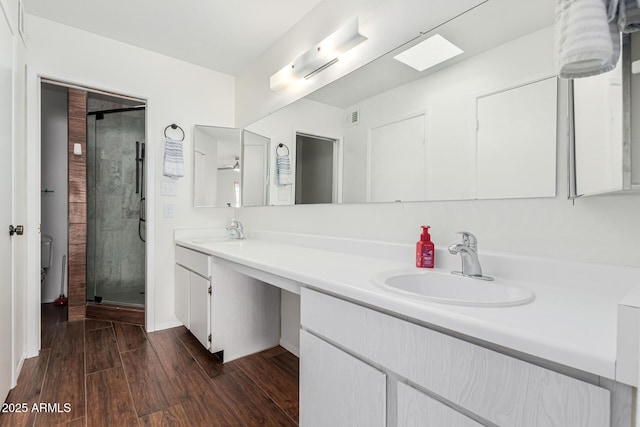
<box><xmin>555</xmin><ymin>0</ymin><xmax>621</xmax><ymax>78</ymax></box>
<box><xmin>276</xmin><ymin>154</ymin><xmax>293</xmax><ymax>186</ymax></box>
<box><xmin>163</xmin><ymin>138</ymin><xmax>184</xmax><ymax>178</ymax></box>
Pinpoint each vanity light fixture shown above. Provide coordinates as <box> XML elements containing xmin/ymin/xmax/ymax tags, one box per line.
<box><xmin>270</xmin><ymin>17</ymin><xmax>367</xmax><ymax>91</ymax></box>
<box><xmin>393</xmin><ymin>34</ymin><xmax>463</xmax><ymax>72</ymax></box>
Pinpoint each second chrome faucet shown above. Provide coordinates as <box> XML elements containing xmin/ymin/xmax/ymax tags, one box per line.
<box><xmin>448</xmin><ymin>231</ymin><xmax>493</xmax><ymax>281</ymax></box>
<box><xmin>227</xmin><ymin>219</ymin><xmax>245</xmax><ymax>240</ymax></box>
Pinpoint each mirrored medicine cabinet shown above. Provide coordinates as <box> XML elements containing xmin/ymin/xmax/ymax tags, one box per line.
<box><xmin>193</xmin><ymin>126</ymin><xmax>241</xmax><ymax>208</ymax></box>
<box><xmin>570</xmin><ymin>33</ymin><xmax>640</xmax><ymax>198</ymax></box>
<box><xmin>193</xmin><ymin>125</ymin><xmax>270</xmax><ymax>208</ymax></box>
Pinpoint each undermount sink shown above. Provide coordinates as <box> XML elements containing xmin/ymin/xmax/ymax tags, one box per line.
<box><xmin>372</xmin><ymin>269</ymin><xmax>535</xmax><ymax>307</ymax></box>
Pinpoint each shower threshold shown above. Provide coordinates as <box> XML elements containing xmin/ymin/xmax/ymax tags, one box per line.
<box><xmin>86</xmin><ymin>302</ymin><xmax>145</xmax><ymax>326</ymax></box>
<box><xmin>91</xmin><ymin>298</ymin><xmax>144</xmax><ymax>309</ymax></box>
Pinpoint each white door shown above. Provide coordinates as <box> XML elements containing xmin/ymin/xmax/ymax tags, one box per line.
<box><xmin>368</xmin><ymin>114</ymin><xmax>426</xmax><ymax>202</ymax></box>
<box><xmin>0</xmin><ymin>9</ymin><xmax>14</xmax><ymax>401</ymax></box>
<box><xmin>476</xmin><ymin>77</ymin><xmax>557</xmax><ymax>199</ymax></box>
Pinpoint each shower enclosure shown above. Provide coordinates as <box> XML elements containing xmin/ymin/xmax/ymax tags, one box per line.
<box><xmin>86</xmin><ymin>106</ymin><xmax>146</xmax><ymax>307</ymax></box>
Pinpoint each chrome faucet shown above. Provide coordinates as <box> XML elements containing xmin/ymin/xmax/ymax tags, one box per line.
<box><xmin>448</xmin><ymin>231</ymin><xmax>493</xmax><ymax>281</ymax></box>
<box><xmin>227</xmin><ymin>219</ymin><xmax>245</xmax><ymax>240</ymax></box>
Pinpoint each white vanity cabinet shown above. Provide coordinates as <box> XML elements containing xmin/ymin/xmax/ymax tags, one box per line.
<box><xmin>301</xmin><ymin>287</ymin><xmax>620</xmax><ymax>427</ymax></box>
<box><xmin>175</xmin><ymin>245</ymin><xmax>211</xmax><ymax>349</ymax></box>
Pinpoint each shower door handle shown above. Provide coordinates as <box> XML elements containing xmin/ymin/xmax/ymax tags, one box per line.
<box><xmin>9</xmin><ymin>225</ymin><xmax>24</xmax><ymax>236</ymax></box>
<box><xmin>135</xmin><ymin>141</ymin><xmax>140</xmax><ymax>194</ymax></box>
<box><xmin>139</xmin><ymin>198</ymin><xmax>146</xmax><ymax>222</ymax></box>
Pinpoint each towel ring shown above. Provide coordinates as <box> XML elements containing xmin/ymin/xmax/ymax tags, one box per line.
<box><xmin>276</xmin><ymin>143</ymin><xmax>289</xmax><ymax>156</ymax></box>
<box><xmin>164</xmin><ymin>123</ymin><xmax>185</xmax><ymax>141</ymax></box>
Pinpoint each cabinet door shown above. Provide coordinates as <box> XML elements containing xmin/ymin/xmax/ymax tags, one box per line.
<box><xmin>189</xmin><ymin>273</ymin><xmax>211</xmax><ymax>349</ymax></box>
<box><xmin>397</xmin><ymin>382</ymin><xmax>482</xmax><ymax>427</ymax></box>
<box><xmin>300</xmin><ymin>330</ymin><xmax>386</xmax><ymax>427</ymax></box>
<box><xmin>573</xmin><ymin>60</ymin><xmax>627</xmax><ymax>196</ymax></box>
<box><xmin>174</xmin><ymin>264</ymin><xmax>190</xmax><ymax>328</ymax></box>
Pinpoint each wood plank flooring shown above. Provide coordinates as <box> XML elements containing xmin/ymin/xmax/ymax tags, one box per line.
<box><xmin>85</xmin><ymin>303</ymin><xmax>145</xmax><ymax>326</ymax></box>
<box><xmin>1</xmin><ymin>304</ymin><xmax>299</xmax><ymax>426</ymax></box>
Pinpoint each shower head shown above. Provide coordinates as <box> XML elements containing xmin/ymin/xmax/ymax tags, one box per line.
<box><xmin>218</xmin><ymin>157</ymin><xmax>240</xmax><ymax>171</ymax></box>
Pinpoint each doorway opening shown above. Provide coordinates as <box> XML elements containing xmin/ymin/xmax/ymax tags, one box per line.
<box><xmin>40</xmin><ymin>81</ymin><xmax>146</xmax><ymax>326</ymax></box>
<box><xmin>294</xmin><ymin>133</ymin><xmax>338</xmax><ymax>204</ymax></box>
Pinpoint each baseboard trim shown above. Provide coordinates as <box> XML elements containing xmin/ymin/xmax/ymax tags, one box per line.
<box><xmin>279</xmin><ymin>338</ymin><xmax>300</xmax><ymax>357</ymax></box>
<box><xmin>13</xmin><ymin>352</ymin><xmax>26</xmax><ymax>388</ymax></box>
<box><xmin>152</xmin><ymin>319</ymin><xmax>184</xmax><ymax>333</ymax></box>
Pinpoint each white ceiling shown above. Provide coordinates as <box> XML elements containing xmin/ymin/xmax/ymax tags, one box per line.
<box><xmin>26</xmin><ymin>0</ymin><xmax>324</xmax><ymax>76</ymax></box>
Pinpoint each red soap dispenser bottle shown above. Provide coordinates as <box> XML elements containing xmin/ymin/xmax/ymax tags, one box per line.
<box><xmin>416</xmin><ymin>226</ymin><xmax>435</xmax><ymax>268</ymax></box>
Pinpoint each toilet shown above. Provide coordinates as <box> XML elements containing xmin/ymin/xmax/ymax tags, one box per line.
<box><xmin>41</xmin><ymin>234</ymin><xmax>53</xmax><ymax>284</ymax></box>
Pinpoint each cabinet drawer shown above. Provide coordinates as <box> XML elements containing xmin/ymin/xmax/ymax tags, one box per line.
<box><xmin>301</xmin><ymin>288</ymin><xmax>610</xmax><ymax>427</ymax></box>
<box><xmin>176</xmin><ymin>245</ymin><xmax>210</xmax><ymax>278</ymax></box>
<box><xmin>397</xmin><ymin>382</ymin><xmax>482</xmax><ymax>427</ymax></box>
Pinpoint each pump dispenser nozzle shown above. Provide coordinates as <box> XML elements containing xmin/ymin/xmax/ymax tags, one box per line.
<box><xmin>421</xmin><ymin>226</ymin><xmax>431</xmax><ymax>241</ymax></box>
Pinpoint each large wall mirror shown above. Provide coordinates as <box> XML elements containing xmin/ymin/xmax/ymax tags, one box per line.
<box><xmin>243</xmin><ymin>0</ymin><xmax>559</xmax><ymax>206</ymax></box>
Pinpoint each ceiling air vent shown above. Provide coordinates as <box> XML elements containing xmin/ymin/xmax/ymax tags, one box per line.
<box><xmin>345</xmin><ymin>109</ymin><xmax>360</xmax><ymax>126</ymax></box>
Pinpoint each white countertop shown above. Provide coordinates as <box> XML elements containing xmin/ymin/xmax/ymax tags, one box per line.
<box><xmin>175</xmin><ymin>230</ymin><xmax>640</xmax><ymax>382</ymax></box>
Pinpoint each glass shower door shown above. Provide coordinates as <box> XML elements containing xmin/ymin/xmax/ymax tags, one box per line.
<box><xmin>87</xmin><ymin>108</ymin><xmax>146</xmax><ymax>307</ymax></box>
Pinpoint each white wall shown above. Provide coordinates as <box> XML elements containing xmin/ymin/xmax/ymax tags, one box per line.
<box><xmin>40</xmin><ymin>84</ymin><xmax>68</xmax><ymax>303</ymax></box>
<box><xmin>25</xmin><ymin>15</ymin><xmax>235</xmax><ymax>355</ymax></box>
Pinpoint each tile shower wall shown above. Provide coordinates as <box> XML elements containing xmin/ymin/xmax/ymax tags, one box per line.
<box><xmin>87</xmin><ymin>110</ymin><xmax>145</xmax><ymax>305</ymax></box>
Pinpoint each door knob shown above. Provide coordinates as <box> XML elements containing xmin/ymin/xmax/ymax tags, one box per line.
<box><xmin>9</xmin><ymin>225</ymin><xmax>24</xmax><ymax>236</ymax></box>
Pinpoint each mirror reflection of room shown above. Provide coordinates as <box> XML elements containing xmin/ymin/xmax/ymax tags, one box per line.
<box><xmin>294</xmin><ymin>133</ymin><xmax>338</xmax><ymax>205</ymax></box>
<box><xmin>245</xmin><ymin>0</ymin><xmax>559</xmax><ymax>207</ymax></box>
<box><xmin>193</xmin><ymin>126</ymin><xmax>241</xmax><ymax>208</ymax></box>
